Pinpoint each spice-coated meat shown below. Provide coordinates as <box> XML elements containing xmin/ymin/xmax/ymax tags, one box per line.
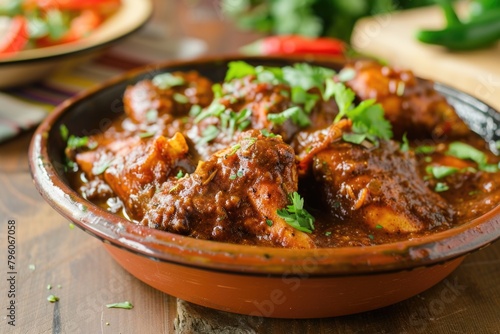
<box><xmin>344</xmin><ymin>60</ymin><xmax>469</xmax><ymax>139</ymax></box>
<box><xmin>142</xmin><ymin>130</ymin><xmax>314</xmax><ymax>248</ymax></box>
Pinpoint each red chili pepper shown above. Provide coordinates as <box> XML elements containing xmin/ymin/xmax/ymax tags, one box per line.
<box><xmin>241</xmin><ymin>35</ymin><xmax>346</xmax><ymax>56</ymax></box>
<box><xmin>0</xmin><ymin>16</ymin><xmax>29</xmax><ymax>57</ymax></box>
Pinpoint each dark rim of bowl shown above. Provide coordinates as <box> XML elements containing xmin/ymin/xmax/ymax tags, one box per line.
<box><xmin>29</xmin><ymin>55</ymin><xmax>500</xmax><ymax>277</ymax></box>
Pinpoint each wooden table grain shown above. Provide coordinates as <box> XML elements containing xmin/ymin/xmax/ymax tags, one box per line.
<box><xmin>1</xmin><ymin>3</ymin><xmax>500</xmax><ymax>333</ymax></box>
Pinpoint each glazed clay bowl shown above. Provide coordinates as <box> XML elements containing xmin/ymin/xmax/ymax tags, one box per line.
<box><xmin>29</xmin><ymin>56</ymin><xmax>500</xmax><ymax>318</ymax></box>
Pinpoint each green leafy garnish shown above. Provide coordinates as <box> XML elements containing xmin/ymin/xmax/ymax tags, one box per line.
<box><xmin>342</xmin><ymin>133</ymin><xmax>367</xmax><ymax>145</ymax></box>
<box><xmin>66</xmin><ymin>135</ymin><xmax>95</xmax><ymax>150</ymax></box>
<box><xmin>106</xmin><ymin>301</ymin><xmax>134</xmax><ymax>310</ymax></box>
<box><xmin>47</xmin><ymin>294</ymin><xmax>59</xmax><ymax>303</ymax></box>
<box><xmin>47</xmin><ymin>295</ymin><xmax>59</xmax><ymax>303</ymax></box>
<box><xmin>347</xmin><ymin>103</ymin><xmax>392</xmax><ymax>141</ymax></box>
<box><xmin>434</xmin><ymin>182</ymin><xmax>449</xmax><ymax>192</ymax></box>
<box><xmin>225</xmin><ymin>61</ymin><xmax>257</xmax><ymax>81</ymax></box>
<box><xmin>325</xmin><ymin>231</ymin><xmax>332</xmax><ymax>236</ymax></box>
<box><xmin>277</xmin><ymin>192</ymin><xmax>315</xmax><ymax>233</ymax></box>
<box><xmin>328</xmin><ymin>80</ymin><xmax>392</xmax><ymax>144</ymax></box>
<box><xmin>447</xmin><ymin>142</ymin><xmax>498</xmax><ymax>172</ymax></box>
<box><xmin>282</xmin><ymin>63</ymin><xmax>334</xmax><ymax>94</ymax></box>
<box><xmin>197</xmin><ymin>125</ymin><xmax>220</xmax><ymax>145</ymax></box>
<box><xmin>400</xmin><ymin>133</ymin><xmax>409</xmax><ymax>152</ymax></box>
<box><xmin>375</xmin><ymin>224</ymin><xmax>383</xmax><ymax>229</ymax></box>
<box><xmin>59</xmin><ymin>124</ymin><xmax>69</xmax><ymax>141</ymax></box>
<box><xmin>138</xmin><ymin>132</ymin><xmax>155</xmax><ymax>139</ymax></box>
<box><xmin>267</xmin><ymin>106</ymin><xmax>311</xmax><ymax>127</ymax></box>
<box><xmin>152</xmin><ymin>73</ymin><xmax>185</xmax><ymax>89</ymax></box>
<box><xmin>176</xmin><ymin>170</ymin><xmax>184</xmax><ymax>179</ymax></box>
<box><xmin>173</xmin><ymin>93</ymin><xmax>189</xmax><ymax>104</ymax></box>
<box><xmin>266</xmin><ymin>219</ymin><xmax>273</xmax><ymax>227</ymax></box>
<box><xmin>145</xmin><ymin>109</ymin><xmax>158</xmax><ymax>123</ymax></box>
<box><xmin>260</xmin><ymin>129</ymin><xmax>277</xmax><ymax>138</ymax></box>
<box><xmin>426</xmin><ymin>166</ymin><xmax>459</xmax><ymax>179</ymax></box>
<box><xmin>415</xmin><ymin>145</ymin><xmax>436</xmax><ymax>154</ymax></box>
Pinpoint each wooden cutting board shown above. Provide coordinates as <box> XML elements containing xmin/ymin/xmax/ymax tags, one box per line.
<box><xmin>351</xmin><ymin>4</ymin><xmax>500</xmax><ymax>111</ymax></box>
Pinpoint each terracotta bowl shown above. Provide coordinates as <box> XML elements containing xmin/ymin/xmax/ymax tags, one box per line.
<box><xmin>29</xmin><ymin>56</ymin><xmax>500</xmax><ymax>319</ymax></box>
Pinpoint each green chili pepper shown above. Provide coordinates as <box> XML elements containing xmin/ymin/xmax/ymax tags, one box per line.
<box><xmin>416</xmin><ymin>3</ymin><xmax>500</xmax><ymax>50</ymax></box>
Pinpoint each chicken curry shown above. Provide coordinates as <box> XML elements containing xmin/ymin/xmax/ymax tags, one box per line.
<box><xmin>64</xmin><ymin>60</ymin><xmax>500</xmax><ymax>248</ymax></box>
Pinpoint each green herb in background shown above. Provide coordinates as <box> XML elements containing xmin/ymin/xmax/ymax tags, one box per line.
<box><xmin>222</xmin><ymin>0</ymin><xmax>436</xmax><ymax>42</ymax></box>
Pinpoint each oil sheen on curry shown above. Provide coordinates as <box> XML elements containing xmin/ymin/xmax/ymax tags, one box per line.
<box><xmin>64</xmin><ymin>60</ymin><xmax>500</xmax><ymax>248</ymax></box>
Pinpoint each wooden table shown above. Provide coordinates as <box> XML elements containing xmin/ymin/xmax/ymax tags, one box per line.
<box><xmin>1</xmin><ymin>3</ymin><xmax>499</xmax><ymax>334</ymax></box>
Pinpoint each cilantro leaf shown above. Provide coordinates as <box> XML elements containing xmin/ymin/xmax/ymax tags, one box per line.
<box><xmin>330</xmin><ymin>81</ymin><xmax>356</xmax><ymax>122</ymax></box>
<box><xmin>225</xmin><ymin>61</ymin><xmax>256</xmax><ymax>81</ymax></box>
<box><xmin>106</xmin><ymin>301</ymin><xmax>134</xmax><ymax>309</ymax></box>
<box><xmin>276</xmin><ymin>192</ymin><xmax>315</xmax><ymax>233</ymax></box>
<box><xmin>400</xmin><ymin>133</ymin><xmax>409</xmax><ymax>152</ymax></box>
<box><xmin>434</xmin><ymin>182</ymin><xmax>449</xmax><ymax>192</ymax></box>
<box><xmin>283</xmin><ymin>63</ymin><xmax>335</xmax><ymax>93</ymax></box>
<box><xmin>347</xmin><ymin>103</ymin><xmax>392</xmax><ymax>141</ymax></box>
<box><xmin>426</xmin><ymin>166</ymin><xmax>459</xmax><ymax>179</ymax></box>
<box><xmin>267</xmin><ymin>106</ymin><xmax>311</xmax><ymax>127</ymax></box>
<box><xmin>447</xmin><ymin>142</ymin><xmax>487</xmax><ymax>165</ymax></box>
<box><xmin>152</xmin><ymin>73</ymin><xmax>185</xmax><ymax>89</ymax></box>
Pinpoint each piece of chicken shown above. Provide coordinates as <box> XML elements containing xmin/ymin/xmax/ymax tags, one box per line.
<box><xmin>123</xmin><ymin>71</ymin><xmax>213</xmax><ymax>124</ymax></box>
<box><xmin>311</xmin><ymin>139</ymin><xmax>455</xmax><ymax>233</ymax></box>
<box><xmin>142</xmin><ymin>130</ymin><xmax>315</xmax><ymax>248</ymax></box>
<box><xmin>343</xmin><ymin>60</ymin><xmax>469</xmax><ymax>139</ymax></box>
<box><xmin>103</xmin><ymin>133</ymin><xmax>190</xmax><ymax>220</ymax></box>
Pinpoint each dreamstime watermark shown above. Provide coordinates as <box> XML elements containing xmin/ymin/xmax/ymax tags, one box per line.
<box><xmin>351</xmin><ymin>13</ymin><xmax>393</xmax><ymax>49</ymax></box>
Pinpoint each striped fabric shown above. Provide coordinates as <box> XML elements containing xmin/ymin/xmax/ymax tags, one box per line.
<box><xmin>0</xmin><ymin>25</ymin><xmax>206</xmax><ymax>143</ymax></box>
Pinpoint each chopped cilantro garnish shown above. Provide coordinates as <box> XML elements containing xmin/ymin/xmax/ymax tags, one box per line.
<box><xmin>138</xmin><ymin>132</ymin><xmax>155</xmax><ymax>139</ymax></box>
<box><xmin>176</xmin><ymin>170</ymin><xmax>184</xmax><ymax>179</ymax></box>
<box><xmin>229</xmin><ymin>174</ymin><xmax>237</xmax><ymax>180</ymax></box>
<box><xmin>236</xmin><ymin>170</ymin><xmax>244</xmax><ymax>177</ymax></box>
<box><xmin>375</xmin><ymin>224</ymin><xmax>383</xmax><ymax>229</ymax></box>
<box><xmin>106</xmin><ymin>301</ymin><xmax>133</xmax><ymax>309</ymax></box>
<box><xmin>145</xmin><ymin>109</ymin><xmax>158</xmax><ymax>123</ymax></box>
<box><xmin>282</xmin><ymin>63</ymin><xmax>334</xmax><ymax>94</ymax></box>
<box><xmin>152</xmin><ymin>73</ymin><xmax>185</xmax><ymax>89</ymax></box>
<box><xmin>347</xmin><ymin>103</ymin><xmax>392</xmax><ymax>141</ymax></box>
<box><xmin>47</xmin><ymin>284</ymin><xmax>52</xmax><ymax>290</ymax></box>
<box><xmin>447</xmin><ymin>142</ymin><xmax>498</xmax><ymax>172</ymax></box>
<box><xmin>276</xmin><ymin>192</ymin><xmax>315</xmax><ymax>233</ymax></box>
<box><xmin>173</xmin><ymin>93</ymin><xmax>189</xmax><ymax>104</ymax></box>
<box><xmin>342</xmin><ymin>133</ymin><xmax>367</xmax><ymax>145</ymax></box>
<box><xmin>434</xmin><ymin>182</ymin><xmax>449</xmax><ymax>192</ymax></box>
<box><xmin>92</xmin><ymin>158</ymin><xmax>113</xmax><ymax>175</ymax></box>
<box><xmin>330</xmin><ymin>81</ymin><xmax>356</xmax><ymax>122</ymax></box>
<box><xmin>194</xmin><ymin>102</ymin><xmax>226</xmax><ymax>123</ymax></box>
<box><xmin>225</xmin><ymin>61</ymin><xmax>256</xmax><ymax>81</ymax></box>
<box><xmin>368</xmin><ymin>234</ymin><xmax>374</xmax><ymax>240</ymax></box>
<box><xmin>328</xmin><ymin>80</ymin><xmax>392</xmax><ymax>145</ymax></box>
<box><xmin>325</xmin><ymin>231</ymin><xmax>332</xmax><ymax>236</ymax></box>
<box><xmin>47</xmin><ymin>294</ymin><xmax>59</xmax><ymax>303</ymax></box>
<box><xmin>267</xmin><ymin>106</ymin><xmax>311</xmax><ymax>127</ymax></box>
<box><xmin>197</xmin><ymin>125</ymin><xmax>220</xmax><ymax>145</ymax></box>
<box><xmin>426</xmin><ymin>166</ymin><xmax>459</xmax><ymax>179</ymax></box>
<box><xmin>266</xmin><ymin>219</ymin><xmax>273</xmax><ymax>227</ymax></box>
<box><xmin>59</xmin><ymin>124</ymin><xmax>69</xmax><ymax>141</ymax></box>
<box><xmin>189</xmin><ymin>104</ymin><xmax>202</xmax><ymax>117</ymax></box>
<box><xmin>415</xmin><ymin>145</ymin><xmax>436</xmax><ymax>154</ymax></box>
<box><xmin>66</xmin><ymin>135</ymin><xmax>93</xmax><ymax>150</ymax></box>
<box><xmin>260</xmin><ymin>129</ymin><xmax>277</xmax><ymax>138</ymax></box>
<box><xmin>400</xmin><ymin>133</ymin><xmax>409</xmax><ymax>152</ymax></box>
<box><xmin>337</xmin><ymin>68</ymin><xmax>356</xmax><ymax>82</ymax></box>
